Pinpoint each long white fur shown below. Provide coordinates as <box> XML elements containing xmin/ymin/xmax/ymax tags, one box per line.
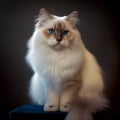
<box><xmin>26</xmin><ymin>11</ymin><xmax>107</xmax><ymax>120</ymax></box>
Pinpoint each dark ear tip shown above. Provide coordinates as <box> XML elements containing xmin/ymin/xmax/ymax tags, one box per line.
<box><xmin>68</xmin><ymin>10</ymin><xmax>78</xmax><ymax>18</ymax></box>
<box><xmin>71</xmin><ymin>11</ymin><xmax>78</xmax><ymax>16</ymax></box>
<box><xmin>39</xmin><ymin>8</ymin><xmax>48</xmax><ymax>15</ymax></box>
<box><xmin>72</xmin><ymin>11</ymin><xmax>78</xmax><ymax>14</ymax></box>
<box><xmin>40</xmin><ymin>8</ymin><xmax>46</xmax><ymax>11</ymax></box>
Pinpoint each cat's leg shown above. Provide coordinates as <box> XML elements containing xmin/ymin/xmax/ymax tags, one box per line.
<box><xmin>29</xmin><ymin>73</ymin><xmax>45</xmax><ymax>105</ymax></box>
<box><xmin>43</xmin><ymin>79</ymin><xmax>59</xmax><ymax>111</ymax></box>
<box><xmin>44</xmin><ymin>90</ymin><xmax>59</xmax><ymax>111</ymax></box>
<box><xmin>60</xmin><ymin>83</ymin><xmax>78</xmax><ymax>112</ymax></box>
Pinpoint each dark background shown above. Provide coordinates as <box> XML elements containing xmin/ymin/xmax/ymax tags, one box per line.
<box><xmin>0</xmin><ymin>0</ymin><xmax>120</xmax><ymax>119</ymax></box>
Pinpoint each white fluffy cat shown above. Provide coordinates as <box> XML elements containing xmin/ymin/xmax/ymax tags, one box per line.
<box><xmin>26</xmin><ymin>8</ymin><xmax>107</xmax><ymax>120</ymax></box>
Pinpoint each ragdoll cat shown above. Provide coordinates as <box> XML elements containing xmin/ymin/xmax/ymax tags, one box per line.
<box><xmin>26</xmin><ymin>8</ymin><xmax>107</xmax><ymax>120</ymax></box>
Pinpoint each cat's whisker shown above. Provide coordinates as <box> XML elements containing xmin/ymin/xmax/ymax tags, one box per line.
<box><xmin>68</xmin><ymin>41</ymin><xmax>80</xmax><ymax>49</ymax></box>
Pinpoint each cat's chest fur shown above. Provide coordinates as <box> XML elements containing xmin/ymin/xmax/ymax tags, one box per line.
<box><xmin>30</xmin><ymin>45</ymin><xmax>83</xmax><ymax>83</ymax></box>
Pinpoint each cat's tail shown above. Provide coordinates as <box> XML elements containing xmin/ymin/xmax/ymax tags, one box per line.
<box><xmin>65</xmin><ymin>94</ymin><xmax>108</xmax><ymax>120</ymax></box>
<box><xmin>65</xmin><ymin>48</ymin><xmax>109</xmax><ymax>120</ymax></box>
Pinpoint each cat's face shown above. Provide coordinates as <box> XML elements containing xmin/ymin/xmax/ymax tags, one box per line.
<box><xmin>36</xmin><ymin>8</ymin><xmax>80</xmax><ymax>50</ymax></box>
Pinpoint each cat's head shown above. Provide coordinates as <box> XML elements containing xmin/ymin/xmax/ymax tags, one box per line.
<box><xmin>34</xmin><ymin>8</ymin><xmax>81</xmax><ymax>50</ymax></box>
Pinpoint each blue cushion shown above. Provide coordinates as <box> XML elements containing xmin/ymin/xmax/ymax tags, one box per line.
<box><xmin>9</xmin><ymin>104</ymin><xmax>67</xmax><ymax>120</ymax></box>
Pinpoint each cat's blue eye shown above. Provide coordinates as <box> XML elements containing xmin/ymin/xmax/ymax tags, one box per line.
<box><xmin>49</xmin><ymin>29</ymin><xmax>56</xmax><ymax>35</ymax></box>
<box><xmin>63</xmin><ymin>30</ymin><xmax>69</xmax><ymax>36</ymax></box>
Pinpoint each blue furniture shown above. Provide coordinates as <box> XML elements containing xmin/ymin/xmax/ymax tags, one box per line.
<box><xmin>9</xmin><ymin>104</ymin><xmax>67</xmax><ymax>120</ymax></box>
<box><xmin>8</xmin><ymin>104</ymin><xmax>110</xmax><ymax>120</ymax></box>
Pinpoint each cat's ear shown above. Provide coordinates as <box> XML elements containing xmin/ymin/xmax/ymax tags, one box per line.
<box><xmin>38</xmin><ymin>8</ymin><xmax>53</xmax><ymax>26</ymax></box>
<box><xmin>39</xmin><ymin>8</ymin><xmax>49</xmax><ymax>16</ymax></box>
<box><xmin>66</xmin><ymin>11</ymin><xmax>79</xmax><ymax>27</ymax></box>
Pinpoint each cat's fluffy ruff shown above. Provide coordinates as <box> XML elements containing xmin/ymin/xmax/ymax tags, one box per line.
<box><xmin>26</xmin><ymin>8</ymin><xmax>107</xmax><ymax>120</ymax></box>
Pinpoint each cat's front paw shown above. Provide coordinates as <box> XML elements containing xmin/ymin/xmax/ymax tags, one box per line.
<box><xmin>60</xmin><ymin>103</ymin><xmax>70</xmax><ymax>112</ymax></box>
<box><xmin>44</xmin><ymin>104</ymin><xmax>59</xmax><ymax>111</ymax></box>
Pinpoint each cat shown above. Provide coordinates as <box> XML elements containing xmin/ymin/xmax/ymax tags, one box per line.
<box><xmin>26</xmin><ymin>8</ymin><xmax>108</xmax><ymax>120</ymax></box>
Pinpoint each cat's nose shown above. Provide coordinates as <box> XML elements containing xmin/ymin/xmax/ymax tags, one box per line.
<box><xmin>56</xmin><ymin>39</ymin><xmax>62</xmax><ymax>42</ymax></box>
